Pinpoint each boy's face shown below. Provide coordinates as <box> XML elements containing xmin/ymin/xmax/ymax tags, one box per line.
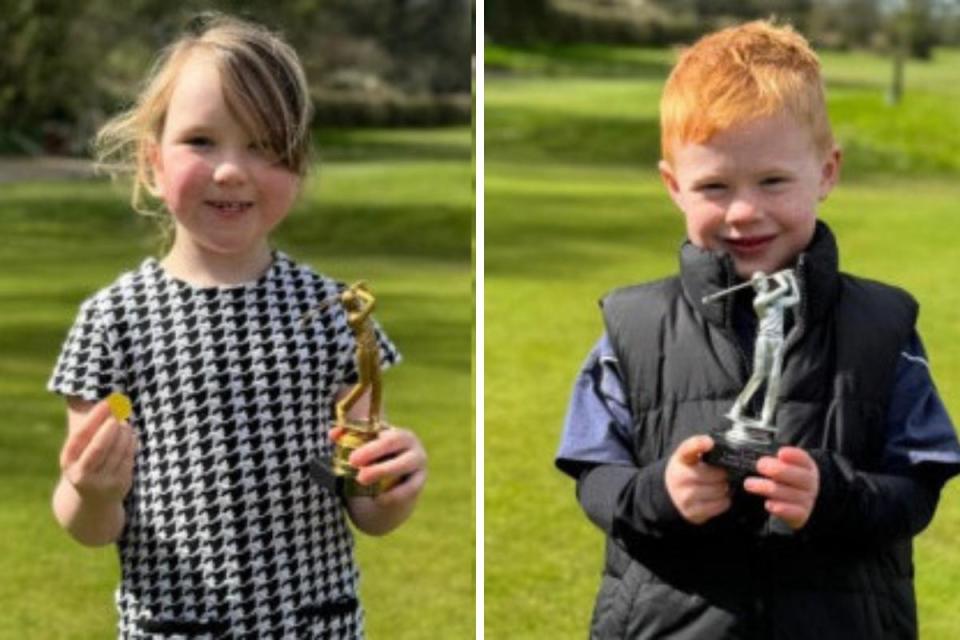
<box><xmin>659</xmin><ymin>112</ymin><xmax>841</xmax><ymax>279</ymax></box>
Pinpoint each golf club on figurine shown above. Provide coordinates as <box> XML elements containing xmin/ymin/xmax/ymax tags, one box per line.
<box><xmin>306</xmin><ymin>282</ymin><xmax>394</xmax><ymax>497</ymax></box>
<box><xmin>702</xmin><ymin>269</ymin><xmax>800</xmax><ymax>477</ymax></box>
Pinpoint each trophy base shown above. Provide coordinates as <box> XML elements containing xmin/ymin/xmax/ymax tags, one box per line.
<box><xmin>310</xmin><ymin>418</ymin><xmax>397</xmax><ymax>498</ymax></box>
<box><xmin>703</xmin><ymin>423</ymin><xmax>779</xmax><ymax>477</ymax></box>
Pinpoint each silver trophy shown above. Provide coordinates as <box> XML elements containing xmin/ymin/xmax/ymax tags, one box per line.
<box><xmin>702</xmin><ymin>269</ymin><xmax>800</xmax><ymax>476</ymax></box>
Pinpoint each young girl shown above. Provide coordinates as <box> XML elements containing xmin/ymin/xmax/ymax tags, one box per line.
<box><xmin>48</xmin><ymin>14</ymin><xmax>426</xmax><ymax>638</ymax></box>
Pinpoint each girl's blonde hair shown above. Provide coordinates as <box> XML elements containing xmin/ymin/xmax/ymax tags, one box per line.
<box><xmin>95</xmin><ymin>13</ymin><xmax>313</xmax><ymax>218</ymax></box>
<box><xmin>660</xmin><ymin>20</ymin><xmax>834</xmax><ymax>164</ymax></box>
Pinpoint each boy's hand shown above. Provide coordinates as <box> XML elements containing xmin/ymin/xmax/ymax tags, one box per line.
<box><xmin>60</xmin><ymin>400</ymin><xmax>138</xmax><ymax>506</ymax></box>
<box><xmin>331</xmin><ymin>425</ymin><xmax>427</xmax><ymax>505</ymax></box>
<box><xmin>743</xmin><ymin>447</ymin><xmax>819</xmax><ymax>530</ymax></box>
<box><xmin>665</xmin><ymin>435</ymin><xmax>731</xmax><ymax>525</ymax></box>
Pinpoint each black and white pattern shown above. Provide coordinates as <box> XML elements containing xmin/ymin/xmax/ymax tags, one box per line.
<box><xmin>48</xmin><ymin>252</ymin><xmax>399</xmax><ymax>639</ymax></box>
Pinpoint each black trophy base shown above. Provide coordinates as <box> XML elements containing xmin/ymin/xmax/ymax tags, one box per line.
<box><xmin>309</xmin><ymin>456</ymin><xmax>382</xmax><ymax>498</ymax></box>
<box><xmin>703</xmin><ymin>429</ymin><xmax>779</xmax><ymax>478</ymax></box>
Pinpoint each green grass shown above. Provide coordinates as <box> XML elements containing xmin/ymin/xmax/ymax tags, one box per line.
<box><xmin>0</xmin><ymin>127</ymin><xmax>473</xmax><ymax>639</ymax></box>
<box><xmin>485</xmin><ymin>46</ymin><xmax>960</xmax><ymax>639</ymax></box>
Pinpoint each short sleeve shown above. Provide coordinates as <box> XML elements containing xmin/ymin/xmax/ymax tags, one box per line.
<box><xmin>555</xmin><ymin>334</ymin><xmax>636</xmax><ymax>478</ymax></box>
<box><xmin>47</xmin><ymin>297</ymin><xmax>122</xmax><ymax>401</ymax></box>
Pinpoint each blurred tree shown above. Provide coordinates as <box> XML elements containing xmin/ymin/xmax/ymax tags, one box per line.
<box><xmin>485</xmin><ymin>0</ymin><xmax>550</xmax><ymax>44</ymax></box>
<box><xmin>0</xmin><ymin>0</ymin><xmax>97</xmax><ymax>153</ymax></box>
<box><xmin>885</xmin><ymin>0</ymin><xmax>936</xmax><ymax>104</ymax></box>
<box><xmin>932</xmin><ymin>0</ymin><xmax>960</xmax><ymax>43</ymax></box>
<box><xmin>903</xmin><ymin>0</ymin><xmax>936</xmax><ymax>58</ymax></box>
<box><xmin>808</xmin><ymin>0</ymin><xmax>883</xmax><ymax>48</ymax></box>
<box><xmin>0</xmin><ymin>0</ymin><xmax>472</xmax><ymax>155</ymax></box>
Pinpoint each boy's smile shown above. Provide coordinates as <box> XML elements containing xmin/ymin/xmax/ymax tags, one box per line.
<box><xmin>659</xmin><ymin>112</ymin><xmax>841</xmax><ymax>279</ymax></box>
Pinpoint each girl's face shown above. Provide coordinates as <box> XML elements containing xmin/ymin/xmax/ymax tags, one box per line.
<box><xmin>150</xmin><ymin>52</ymin><xmax>299</xmax><ymax>264</ymax></box>
<box><xmin>659</xmin><ymin>112</ymin><xmax>841</xmax><ymax>279</ymax></box>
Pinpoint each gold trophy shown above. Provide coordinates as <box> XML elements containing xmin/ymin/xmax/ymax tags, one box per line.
<box><xmin>308</xmin><ymin>282</ymin><xmax>394</xmax><ymax>498</ymax></box>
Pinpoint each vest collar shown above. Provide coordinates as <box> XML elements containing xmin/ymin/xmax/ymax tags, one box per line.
<box><xmin>680</xmin><ymin>221</ymin><xmax>841</xmax><ymax>329</ymax></box>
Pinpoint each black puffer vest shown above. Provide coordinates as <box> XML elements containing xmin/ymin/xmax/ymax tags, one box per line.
<box><xmin>593</xmin><ymin>223</ymin><xmax>919</xmax><ymax>639</ymax></box>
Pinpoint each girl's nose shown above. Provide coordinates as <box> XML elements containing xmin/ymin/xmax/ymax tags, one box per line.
<box><xmin>212</xmin><ymin>157</ymin><xmax>248</xmax><ymax>186</ymax></box>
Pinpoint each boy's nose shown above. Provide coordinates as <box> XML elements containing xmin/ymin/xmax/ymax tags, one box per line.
<box><xmin>725</xmin><ymin>197</ymin><xmax>761</xmax><ymax>223</ymax></box>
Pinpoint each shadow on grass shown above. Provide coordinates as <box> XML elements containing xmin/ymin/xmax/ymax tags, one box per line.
<box><xmin>314</xmin><ymin>129</ymin><xmax>472</xmax><ymax>163</ymax></box>
<box><xmin>377</xmin><ymin>293</ymin><xmax>471</xmax><ymax>372</ymax></box>
<box><xmin>485</xmin><ymin>43</ymin><xmax>673</xmax><ymax>78</ymax></box>
<box><xmin>827</xmin><ymin>78</ymin><xmax>889</xmax><ymax>93</ymax></box>
<box><xmin>486</xmin><ymin>108</ymin><xmax>661</xmax><ymax>167</ymax></box>
<box><xmin>280</xmin><ymin>203</ymin><xmax>472</xmax><ymax>262</ymax></box>
<box><xmin>486</xmin><ymin>190</ymin><xmax>681</xmax><ymax>280</ymax></box>
<box><xmin>838</xmin><ymin>138</ymin><xmax>960</xmax><ymax>180</ymax></box>
<box><xmin>1</xmin><ymin>190</ymin><xmax>471</xmax><ymax>265</ymax></box>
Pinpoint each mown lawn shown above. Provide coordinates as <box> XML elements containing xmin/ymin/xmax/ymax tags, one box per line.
<box><xmin>485</xmin><ymin>44</ymin><xmax>960</xmax><ymax>639</ymax></box>
<box><xmin>0</xmin><ymin>126</ymin><xmax>474</xmax><ymax>639</ymax></box>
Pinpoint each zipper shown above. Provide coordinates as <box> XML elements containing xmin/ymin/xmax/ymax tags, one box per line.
<box><xmin>780</xmin><ymin>255</ymin><xmax>808</xmax><ymax>364</ymax></box>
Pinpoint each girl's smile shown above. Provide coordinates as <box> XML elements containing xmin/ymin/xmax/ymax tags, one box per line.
<box><xmin>205</xmin><ymin>199</ymin><xmax>254</xmax><ymax>216</ymax></box>
<box><xmin>149</xmin><ymin>51</ymin><xmax>300</xmax><ymax>285</ymax></box>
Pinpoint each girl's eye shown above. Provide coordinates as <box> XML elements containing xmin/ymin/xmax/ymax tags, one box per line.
<box><xmin>185</xmin><ymin>136</ymin><xmax>212</xmax><ymax>147</ymax></box>
<box><xmin>250</xmin><ymin>142</ymin><xmax>282</xmax><ymax>163</ymax></box>
<box><xmin>762</xmin><ymin>176</ymin><xmax>787</xmax><ymax>187</ymax></box>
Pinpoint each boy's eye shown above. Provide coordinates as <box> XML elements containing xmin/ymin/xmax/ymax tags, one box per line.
<box><xmin>697</xmin><ymin>183</ymin><xmax>727</xmax><ymax>192</ymax></box>
<box><xmin>761</xmin><ymin>176</ymin><xmax>787</xmax><ymax>187</ymax></box>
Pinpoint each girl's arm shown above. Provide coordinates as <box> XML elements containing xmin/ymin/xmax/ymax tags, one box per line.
<box><xmin>335</xmin><ymin>389</ymin><xmax>427</xmax><ymax>536</ymax></box>
<box><xmin>52</xmin><ymin>397</ymin><xmax>137</xmax><ymax>546</ymax></box>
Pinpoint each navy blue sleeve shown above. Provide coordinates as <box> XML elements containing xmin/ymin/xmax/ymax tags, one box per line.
<box><xmin>806</xmin><ymin>331</ymin><xmax>960</xmax><ymax>542</ymax></box>
<box><xmin>555</xmin><ymin>334</ymin><xmax>635</xmax><ymax>477</ymax></box>
<box><xmin>558</xmin><ymin>335</ymin><xmax>688</xmax><ymax>537</ymax></box>
<box><xmin>883</xmin><ymin>331</ymin><xmax>960</xmax><ymax>482</ymax></box>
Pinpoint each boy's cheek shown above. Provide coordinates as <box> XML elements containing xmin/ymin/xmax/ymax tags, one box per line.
<box><xmin>680</xmin><ymin>213</ymin><xmax>721</xmax><ymax>250</ymax></box>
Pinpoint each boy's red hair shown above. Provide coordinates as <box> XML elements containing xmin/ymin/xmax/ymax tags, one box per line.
<box><xmin>660</xmin><ymin>20</ymin><xmax>834</xmax><ymax>163</ymax></box>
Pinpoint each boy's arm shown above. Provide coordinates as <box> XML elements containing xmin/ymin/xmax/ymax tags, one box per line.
<box><xmin>802</xmin><ymin>452</ymin><xmax>941</xmax><ymax>542</ymax></box>
<box><xmin>562</xmin><ymin>336</ymin><xmax>721</xmax><ymax>537</ymax></box>
<box><xmin>578</xmin><ymin>459</ymin><xmax>688</xmax><ymax>537</ymax></box>
<box><xmin>52</xmin><ymin>397</ymin><xmax>136</xmax><ymax>546</ymax></box>
<box><xmin>803</xmin><ymin>333</ymin><xmax>960</xmax><ymax>542</ymax></box>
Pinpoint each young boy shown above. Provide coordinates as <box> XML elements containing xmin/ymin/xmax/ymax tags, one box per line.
<box><xmin>556</xmin><ymin>20</ymin><xmax>960</xmax><ymax>639</ymax></box>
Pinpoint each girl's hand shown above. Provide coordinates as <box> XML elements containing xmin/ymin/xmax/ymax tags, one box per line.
<box><xmin>59</xmin><ymin>400</ymin><xmax>138</xmax><ymax>506</ymax></box>
<box><xmin>665</xmin><ymin>435</ymin><xmax>731</xmax><ymax>525</ymax></box>
<box><xmin>332</xmin><ymin>424</ymin><xmax>427</xmax><ymax>535</ymax></box>
<box><xmin>743</xmin><ymin>446</ymin><xmax>819</xmax><ymax>530</ymax></box>
<box><xmin>336</xmin><ymin>425</ymin><xmax>427</xmax><ymax>505</ymax></box>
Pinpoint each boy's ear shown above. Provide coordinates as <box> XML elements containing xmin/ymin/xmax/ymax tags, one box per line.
<box><xmin>658</xmin><ymin>159</ymin><xmax>684</xmax><ymax>208</ymax></box>
<box><xmin>818</xmin><ymin>146</ymin><xmax>842</xmax><ymax>201</ymax></box>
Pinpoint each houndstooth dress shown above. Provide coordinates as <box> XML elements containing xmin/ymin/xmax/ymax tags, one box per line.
<box><xmin>48</xmin><ymin>252</ymin><xmax>399</xmax><ymax>639</ymax></box>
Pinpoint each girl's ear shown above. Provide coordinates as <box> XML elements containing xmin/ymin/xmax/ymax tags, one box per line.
<box><xmin>144</xmin><ymin>139</ymin><xmax>164</xmax><ymax>197</ymax></box>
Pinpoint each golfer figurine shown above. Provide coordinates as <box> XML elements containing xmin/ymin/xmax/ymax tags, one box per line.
<box><xmin>703</xmin><ymin>269</ymin><xmax>801</xmax><ymax>476</ymax></box>
<box><xmin>308</xmin><ymin>282</ymin><xmax>392</xmax><ymax>497</ymax></box>
<box><xmin>335</xmin><ymin>282</ymin><xmax>382</xmax><ymax>428</ymax></box>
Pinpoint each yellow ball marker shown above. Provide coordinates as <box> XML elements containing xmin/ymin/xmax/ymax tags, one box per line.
<box><xmin>106</xmin><ymin>391</ymin><xmax>132</xmax><ymax>422</ymax></box>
